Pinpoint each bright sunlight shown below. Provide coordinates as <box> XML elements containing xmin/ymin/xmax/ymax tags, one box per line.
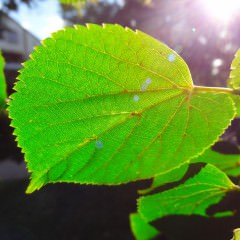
<box><xmin>200</xmin><ymin>0</ymin><xmax>240</xmax><ymax>23</ymax></box>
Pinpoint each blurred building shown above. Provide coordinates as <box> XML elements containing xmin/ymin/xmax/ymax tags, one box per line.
<box><xmin>0</xmin><ymin>10</ymin><xmax>40</xmax><ymax>94</ymax></box>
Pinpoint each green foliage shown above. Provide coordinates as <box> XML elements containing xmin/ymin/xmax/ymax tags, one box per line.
<box><xmin>135</xmin><ymin>47</ymin><xmax>240</xmax><ymax>239</ymax></box>
<box><xmin>0</xmin><ymin>51</ymin><xmax>7</xmax><ymax>111</ymax></box>
<box><xmin>7</xmin><ymin>24</ymin><xmax>240</xmax><ymax>239</ymax></box>
<box><xmin>139</xmin><ymin>163</ymin><xmax>188</xmax><ymax>194</ymax></box>
<box><xmin>9</xmin><ymin>24</ymin><xmax>236</xmax><ymax>193</ymax></box>
<box><xmin>138</xmin><ymin>164</ymin><xmax>238</xmax><ymax>222</ymax></box>
<box><xmin>228</xmin><ymin>48</ymin><xmax>240</xmax><ymax>116</ymax></box>
<box><xmin>140</xmin><ymin>145</ymin><xmax>240</xmax><ymax>195</ymax></box>
<box><xmin>192</xmin><ymin>148</ymin><xmax>240</xmax><ymax>177</ymax></box>
<box><xmin>130</xmin><ymin>213</ymin><xmax>159</xmax><ymax>240</ymax></box>
<box><xmin>229</xmin><ymin>95</ymin><xmax>240</xmax><ymax>116</ymax></box>
<box><xmin>228</xmin><ymin>49</ymin><xmax>240</xmax><ymax>90</ymax></box>
<box><xmin>232</xmin><ymin>229</ymin><xmax>240</xmax><ymax>240</ymax></box>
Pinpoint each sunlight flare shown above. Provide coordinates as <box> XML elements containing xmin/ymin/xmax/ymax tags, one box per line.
<box><xmin>200</xmin><ymin>0</ymin><xmax>240</xmax><ymax>23</ymax></box>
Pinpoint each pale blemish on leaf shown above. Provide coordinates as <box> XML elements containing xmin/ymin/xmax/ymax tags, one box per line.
<box><xmin>145</xmin><ymin>78</ymin><xmax>151</xmax><ymax>85</ymax></box>
<box><xmin>168</xmin><ymin>53</ymin><xmax>176</xmax><ymax>62</ymax></box>
<box><xmin>96</xmin><ymin>140</ymin><xmax>104</xmax><ymax>149</ymax></box>
<box><xmin>133</xmin><ymin>95</ymin><xmax>139</xmax><ymax>102</ymax></box>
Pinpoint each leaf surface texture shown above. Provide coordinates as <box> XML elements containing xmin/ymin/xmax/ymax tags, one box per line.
<box><xmin>130</xmin><ymin>213</ymin><xmax>159</xmax><ymax>240</ymax></box>
<box><xmin>228</xmin><ymin>48</ymin><xmax>240</xmax><ymax>90</ymax></box>
<box><xmin>192</xmin><ymin>148</ymin><xmax>240</xmax><ymax>177</ymax></box>
<box><xmin>9</xmin><ymin>24</ymin><xmax>235</xmax><ymax>192</ymax></box>
<box><xmin>138</xmin><ymin>164</ymin><xmax>238</xmax><ymax>222</ymax></box>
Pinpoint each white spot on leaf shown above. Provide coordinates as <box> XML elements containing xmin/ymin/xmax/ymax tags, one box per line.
<box><xmin>96</xmin><ymin>140</ymin><xmax>103</xmax><ymax>149</ymax></box>
<box><xmin>145</xmin><ymin>78</ymin><xmax>151</xmax><ymax>85</ymax></box>
<box><xmin>168</xmin><ymin>54</ymin><xmax>176</xmax><ymax>62</ymax></box>
<box><xmin>133</xmin><ymin>95</ymin><xmax>139</xmax><ymax>101</ymax></box>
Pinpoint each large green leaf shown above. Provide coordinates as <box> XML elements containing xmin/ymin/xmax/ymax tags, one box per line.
<box><xmin>130</xmin><ymin>213</ymin><xmax>159</xmax><ymax>240</ymax></box>
<box><xmin>192</xmin><ymin>148</ymin><xmax>240</xmax><ymax>177</ymax></box>
<box><xmin>9</xmin><ymin>24</ymin><xmax>235</xmax><ymax>193</ymax></box>
<box><xmin>138</xmin><ymin>164</ymin><xmax>238</xmax><ymax>222</ymax></box>
<box><xmin>0</xmin><ymin>51</ymin><xmax>6</xmax><ymax>110</ymax></box>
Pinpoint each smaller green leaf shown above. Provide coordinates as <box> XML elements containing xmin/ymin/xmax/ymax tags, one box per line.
<box><xmin>138</xmin><ymin>164</ymin><xmax>238</xmax><ymax>222</ymax></box>
<box><xmin>0</xmin><ymin>50</ymin><xmax>6</xmax><ymax>110</ymax></box>
<box><xmin>139</xmin><ymin>163</ymin><xmax>188</xmax><ymax>194</ymax></box>
<box><xmin>192</xmin><ymin>148</ymin><xmax>240</xmax><ymax>177</ymax></box>
<box><xmin>229</xmin><ymin>94</ymin><xmax>240</xmax><ymax>117</ymax></box>
<box><xmin>228</xmin><ymin>48</ymin><xmax>240</xmax><ymax>90</ymax></box>
<box><xmin>232</xmin><ymin>229</ymin><xmax>240</xmax><ymax>240</ymax></box>
<box><xmin>228</xmin><ymin>48</ymin><xmax>240</xmax><ymax>115</ymax></box>
<box><xmin>213</xmin><ymin>211</ymin><xmax>233</xmax><ymax>217</ymax></box>
<box><xmin>130</xmin><ymin>213</ymin><xmax>159</xmax><ymax>240</ymax></box>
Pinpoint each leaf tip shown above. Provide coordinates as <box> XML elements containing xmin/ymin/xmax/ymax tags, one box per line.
<box><xmin>26</xmin><ymin>174</ymin><xmax>46</xmax><ymax>194</ymax></box>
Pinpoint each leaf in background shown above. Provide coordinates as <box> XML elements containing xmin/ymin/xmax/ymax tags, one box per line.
<box><xmin>138</xmin><ymin>164</ymin><xmax>238</xmax><ymax>222</ymax></box>
<box><xmin>228</xmin><ymin>49</ymin><xmax>240</xmax><ymax>90</ymax></box>
<box><xmin>0</xmin><ymin>50</ymin><xmax>7</xmax><ymax>111</ymax></box>
<box><xmin>9</xmin><ymin>24</ymin><xmax>235</xmax><ymax>193</ymax></box>
<box><xmin>192</xmin><ymin>148</ymin><xmax>240</xmax><ymax>177</ymax></box>
<box><xmin>232</xmin><ymin>228</ymin><xmax>240</xmax><ymax>240</ymax></box>
<box><xmin>130</xmin><ymin>213</ymin><xmax>159</xmax><ymax>240</ymax></box>
<box><xmin>228</xmin><ymin>48</ymin><xmax>240</xmax><ymax>115</ymax></box>
<box><xmin>230</xmin><ymin>95</ymin><xmax>240</xmax><ymax>117</ymax></box>
<box><xmin>139</xmin><ymin>163</ymin><xmax>188</xmax><ymax>195</ymax></box>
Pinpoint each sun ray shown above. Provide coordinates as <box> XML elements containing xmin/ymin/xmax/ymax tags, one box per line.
<box><xmin>200</xmin><ymin>0</ymin><xmax>240</xmax><ymax>23</ymax></box>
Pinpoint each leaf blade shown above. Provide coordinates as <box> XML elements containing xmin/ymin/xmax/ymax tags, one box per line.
<box><xmin>139</xmin><ymin>163</ymin><xmax>189</xmax><ymax>195</ymax></box>
<box><xmin>138</xmin><ymin>164</ymin><xmax>238</xmax><ymax>222</ymax></box>
<box><xmin>9</xmin><ymin>24</ymin><xmax>235</xmax><ymax>192</ymax></box>
<box><xmin>228</xmin><ymin>48</ymin><xmax>240</xmax><ymax>90</ymax></box>
<box><xmin>0</xmin><ymin>51</ymin><xmax>6</xmax><ymax>111</ymax></box>
<box><xmin>130</xmin><ymin>213</ymin><xmax>159</xmax><ymax>240</ymax></box>
<box><xmin>192</xmin><ymin>148</ymin><xmax>240</xmax><ymax>177</ymax></box>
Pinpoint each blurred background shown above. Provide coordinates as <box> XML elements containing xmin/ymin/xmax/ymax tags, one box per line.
<box><xmin>1</xmin><ymin>0</ymin><xmax>240</xmax><ymax>239</ymax></box>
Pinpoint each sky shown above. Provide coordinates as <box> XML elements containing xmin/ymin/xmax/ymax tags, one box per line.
<box><xmin>4</xmin><ymin>0</ymin><xmax>124</xmax><ymax>40</ymax></box>
<box><xmin>9</xmin><ymin>0</ymin><xmax>65</xmax><ymax>40</ymax></box>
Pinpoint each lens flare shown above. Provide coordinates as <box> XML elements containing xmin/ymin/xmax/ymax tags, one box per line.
<box><xmin>200</xmin><ymin>0</ymin><xmax>240</xmax><ymax>23</ymax></box>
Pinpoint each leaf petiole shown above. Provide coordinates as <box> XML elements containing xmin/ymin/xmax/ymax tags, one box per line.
<box><xmin>193</xmin><ymin>85</ymin><xmax>235</xmax><ymax>95</ymax></box>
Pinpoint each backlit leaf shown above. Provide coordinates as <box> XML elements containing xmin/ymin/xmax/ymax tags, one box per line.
<box><xmin>228</xmin><ymin>48</ymin><xmax>240</xmax><ymax>115</ymax></box>
<box><xmin>138</xmin><ymin>164</ymin><xmax>238</xmax><ymax>222</ymax></box>
<box><xmin>229</xmin><ymin>95</ymin><xmax>240</xmax><ymax>117</ymax></box>
<box><xmin>228</xmin><ymin>48</ymin><xmax>240</xmax><ymax>90</ymax></box>
<box><xmin>9</xmin><ymin>24</ymin><xmax>235</xmax><ymax>193</ymax></box>
<box><xmin>192</xmin><ymin>148</ymin><xmax>240</xmax><ymax>177</ymax></box>
<box><xmin>139</xmin><ymin>163</ymin><xmax>188</xmax><ymax>195</ymax></box>
<box><xmin>0</xmin><ymin>51</ymin><xmax>6</xmax><ymax>111</ymax></box>
<box><xmin>130</xmin><ymin>213</ymin><xmax>159</xmax><ymax>240</ymax></box>
<box><xmin>232</xmin><ymin>228</ymin><xmax>240</xmax><ymax>240</ymax></box>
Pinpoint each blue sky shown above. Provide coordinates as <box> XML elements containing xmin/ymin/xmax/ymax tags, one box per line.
<box><xmin>9</xmin><ymin>0</ymin><xmax>65</xmax><ymax>40</ymax></box>
<box><xmin>4</xmin><ymin>0</ymin><xmax>123</xmax><ymax>40</ymax></box>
